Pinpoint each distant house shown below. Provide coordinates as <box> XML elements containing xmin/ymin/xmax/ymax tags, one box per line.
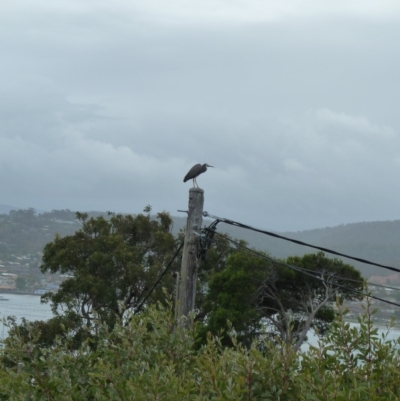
<box><xmin>2</xmin><ymin>273</ymin><xmax>17</xmax><ymax>279</ymax></box>
<box><xmin>35</xmin><ymin>283</ymin><xmax>59</xmax><ymax>295</ymax></box>
<box><xmin>0</xmin><ymin>273</ymin><xmax>17</xmax><ymax>289</ymax></box>
<box><xmin>369</xmin><ymin>274</ymin><xmax>400</xmax><ymax>286</ymax></box>
<box><xmin>44</xmin><ymin>283</ymin><xmax>59</xmax><ymax>292</ymax></box>
<box><xmin>0</xmin><ymin>281</ymin><xmax>15</xmax><ymax>290</ymax></box>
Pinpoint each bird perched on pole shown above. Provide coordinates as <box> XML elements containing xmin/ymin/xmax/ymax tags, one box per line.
<box><xmin>183</xmin><ymin>163</ymin><xmax>213</xmax><ymax>187</ymax></box>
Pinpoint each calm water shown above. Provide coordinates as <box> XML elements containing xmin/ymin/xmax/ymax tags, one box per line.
<box><xmin>1</xmin><ymin>294</ymin><xmax>400</xmax><ymax>348</ymax></box>
<box><xmin>0</xmin><ymin>294</ymin><xmax>53</xmax><ymax>339</ymax></box>
<box><xmin>302</xmin><ymin>322</ymin><xmax>400</xmax><ymax>351</ymax></box>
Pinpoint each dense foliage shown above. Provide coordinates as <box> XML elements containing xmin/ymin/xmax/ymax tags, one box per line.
<box><xmin>39</xmin><ymin>210</ymin><xmax>179</xmax><ymax>334</ymax></box>
<box><xmin>5</xmin><ymin>208</ymin><xmax>364</xmax><ymax>351</ymax></box>
<box><xmin>3</xmin><ymin>208</ymin><xmax>180</xmax><ymax>348</ymax></box>
<box><xmin>199</xmin><ymin>251</ymin><xmax>363</xmax><ymax>349</ymax></box>
<box><xmin>1</xmin><ymin>298</ymin><xmax>400</xmax><ymax>400</ymax></box>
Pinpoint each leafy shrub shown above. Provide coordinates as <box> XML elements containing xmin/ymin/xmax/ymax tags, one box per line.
<box><xmin>1</xmin><ymin>298</ymin><xmax>400</xmax><ymax>400</ymax></box>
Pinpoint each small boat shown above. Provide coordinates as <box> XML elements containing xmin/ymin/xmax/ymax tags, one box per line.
<box><xmin>0</xmin><ymin>295</ymin><xmax>9</xmax><ymax>301</ymax></box>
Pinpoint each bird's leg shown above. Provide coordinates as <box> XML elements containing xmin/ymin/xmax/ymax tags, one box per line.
<box><xmin>194</xmin><ymin>178</ymin><xmax>198</xmax><ymax>187</ymax></box>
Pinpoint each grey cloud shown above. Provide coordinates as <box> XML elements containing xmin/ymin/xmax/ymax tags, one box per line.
<box><xmin>1</xmin><ymin>2</ymin><xmax>400</xmax><ymax>231</ymax></box>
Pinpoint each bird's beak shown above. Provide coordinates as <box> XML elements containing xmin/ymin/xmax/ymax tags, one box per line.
<box><xmin>207</xmin><ymin>164</ymin><xmax>214</xmax><ymax>168</ymax></box>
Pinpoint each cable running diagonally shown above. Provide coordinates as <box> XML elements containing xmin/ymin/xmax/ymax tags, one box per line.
<box><xmin>268</xmin><ymin>261</ymin><xmax>400</xmax><ymax>292</ymax></box>
<box><xmin>213</xmin><ymin>231</ymin><xmax>400</xmax><ymax>309</ymax></box>
<box><xmin>203</xmin><ymin>212</ymin><xmax>400</xmax><ymax>274</ymax></box>
<box><xmin>134</xmin><ymin>242</ymin><xmax>184</xmax><ymax>314</ymax></box>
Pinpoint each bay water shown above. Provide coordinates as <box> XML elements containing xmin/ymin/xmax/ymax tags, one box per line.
<box><xmin>1</xmin><ymin>295</ymin><xmax>400</xmax><ymax>349</ymax></box>
<box><xmin>0</xmin><ymin>294</ymin><xmax>52</xmax><ymax>339</ymax></box>
<box><xmin>302</xmin><ymin>322</ymin><xmax>400</xmax><ymax>352</ymax></box>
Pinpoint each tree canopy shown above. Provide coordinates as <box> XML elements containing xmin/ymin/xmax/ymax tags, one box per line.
<box><xmin>4</xmin><ymin>207</ymin><xmax>365</xmax><ymax>352</ymax></box>
<box><xmin>198</xmin><ymin>250</ymin><xmax>363</xmax><ymax>350</ymax></box>
<box><xmin>37</xmin><ymin>209</ymin><xmax>180</xmax><ymax>345</ymax></box>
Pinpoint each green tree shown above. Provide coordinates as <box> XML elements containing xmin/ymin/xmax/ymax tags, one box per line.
<box><xmin>24</xmin><ymin>273</ymin><xmax>39</xmax><ymax>289</ymax></box>
<box><xmin>199</xmin><ymin>251</ymin><xmax>363</xmax><ymax>350</ymax></box>
<box><xmin>197</xmin><ymin>251</ymin><xmax>269</xmax><ymax>346</ymax></box>
<box><xmin>15</xmin><ymin>276</ymin><xmax>26</xmax><ymax>291</ymax></box>
<box><xmin>2</xmin><ymin>299</ymin><xmax>400</xmax><ymax>400</ymax></box>
<box><xmin>193</xmin><ymin>233</ymin><xmax>239</xmax><ymax>321</ymax></box>
<box><xmin>39</xmin><ymin>209</ymin><xmax>179</xmax><ymax>341</ymax></box>
<box><xmin>259</xmin><ymin>252</ymin><xmax>363</xmax><ymax>351</ymax></box>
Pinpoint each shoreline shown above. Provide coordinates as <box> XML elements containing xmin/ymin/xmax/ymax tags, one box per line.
<box><xmin>0</xmin><ymin>290</ymin><xmax>41</xmax><ymax>296</ymax></box>
<box><xmin>1</xmin><ymin>293</ymin><xmax>400</xmax><ymax>332</ymax></box>
<box><xmin>344</xmin><ymin>317</ymin><xmax>400</xmax><ymax>331</ymax></box>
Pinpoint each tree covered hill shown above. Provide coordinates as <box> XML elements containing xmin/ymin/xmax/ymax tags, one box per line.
<box><xmin>0</xmin><ymin>208</ymin><xmax>105</xmax><ymax>261</ymax></box>
<box><xmin>206</xmin><ymin>219</ymin><xmax>400</xmax><ymax>278</ymax></box>
<box><xmin>1</xmin><ymin>208</ymin><xmax>399</xmax><ymax>277</ymax></box>
<box><xmin>172</xmin><ymin>216</ymin><xmax>400</xmax><ymax>278</ymax></box>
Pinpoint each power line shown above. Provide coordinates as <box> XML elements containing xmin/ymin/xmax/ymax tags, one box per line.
<box><xmin>213</xmin><ymin>231</ymin><xmax>400</xmax><ymax>309</ymax></box>
<box><xmin>134</xmin><ymin>242</ymin><xmax>184</xmax><ymax>314</ymax></box>
<box><xmin>270</xmin><ymin>261</ymin><xmax>400</xmax><ymax>292</ymax></box>
<box><xmin>203</xmin><ymin>212</ymin><xmax>400</xmax><ymax>274</ymax></box>
<box><xmin>367</xmin><ymin>282</ymin><xmax>400</xmax><ymax>291</ymax></box>
<box><xmin>323</xmin><ymin>274</ymin><xmax>400</xmax><ymax>292</ymax></box>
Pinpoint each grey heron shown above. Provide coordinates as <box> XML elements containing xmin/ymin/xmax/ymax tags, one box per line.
<box><xmin>183</xmin><ymin>163</ymin><xmax>213</xmax><ymax>187</ymax></box>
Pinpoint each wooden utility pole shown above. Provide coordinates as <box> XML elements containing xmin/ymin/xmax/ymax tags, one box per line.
<box><xmin>177</xmin><ymin>187</ymin><xmax>204</xmax><ymax>321</ymax></box>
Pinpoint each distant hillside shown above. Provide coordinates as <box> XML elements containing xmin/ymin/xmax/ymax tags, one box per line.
<box><xmin>1</xmin><ymin>208</ymin><xmax>399</xmax><ymax>278</ymax></box>
<box><xmin>0</xmin><ymin>209</ymin><xmax>81</xmax><ymax>260</ymax></box>
<box><xmin>190</xmin><ymin>218</ymin><xmax>400</xmax><ymax>278</ymax></box>
<box><xmin>0</xmin><ymin>204</ymin><xmax>17</xmax><ymax>214</ymax></box>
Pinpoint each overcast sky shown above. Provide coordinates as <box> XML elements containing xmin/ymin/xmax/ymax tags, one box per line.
<box><xmin>1</xmin><ymin>1</ymin><xmax>400</xmax><ymax>232</ymax></box>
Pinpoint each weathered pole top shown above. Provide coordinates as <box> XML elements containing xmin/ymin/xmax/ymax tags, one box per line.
<box><xmin>189</xmin><ymin>187</ymin><xmax>204</xmax><ymax>194</ymax></box>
